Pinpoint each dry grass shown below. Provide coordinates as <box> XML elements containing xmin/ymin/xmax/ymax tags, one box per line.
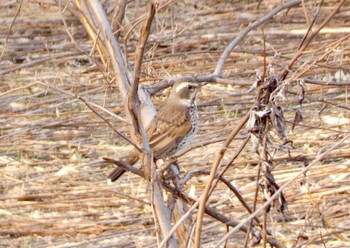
<box><xmin>1</xmin><ymin>0</ymin><xmax>350</xmax><ymax>247</ymax></box>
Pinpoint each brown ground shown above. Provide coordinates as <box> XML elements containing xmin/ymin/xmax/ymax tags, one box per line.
<box><xmin>1</xmin><ymin>0</ymin><xmax>350</xmax><ymax>247</ymax></box>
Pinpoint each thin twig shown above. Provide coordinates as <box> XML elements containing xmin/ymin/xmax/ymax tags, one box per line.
<box><xmin>0</xmin><ymin>0</ymin><xmax>23</xmax><ymax>60</ymax></box>
<box><xmin>127</xmin><ymin>2</ymin><xmax>178</xmax><ymax>247</ymax></box>
<box><xmin>297</xmin><ymin>0</ymin><xmax>323</xmax><ymax>50</ymax></box>
<box><xmin>0</xmin><ymin>52</ymin><xmax>83</xmax><ymax>75</ymax></box>
<box><xmin>127</xmin><ymin>1</ymin><xmax>157</xmax><ymax>178</ymax></box>
<box><xmin>213</xmin><ymin>0</ymin><xmax>302</xmax><ymax>77</ymax></box>
<box><xmin>194</xmin><ymin>110</ymin><xmax>251</xmax><ymax>247</ymax></box>
<box><xmin>281</xmin><ymin>0</ymin><xmax>346</xmax><ymax>80</ymax></box>
<box><xmin>2</xmin><ymin>81</ymin><xmax>140</xmax><ymax>150</ymax></box>
<box><xmin>301</xmin><ymin>77</ymin><xmax>350</xmax><ymax>86</ymax></box>
<box><xmin>103</xmin><ymin>157</ymin><xmax>144</xmax><ymax>178</ymax></box>
<box><xmin>214</xmin><ymin>132</ymin><xmax>350</xmax><ymax>247</ymax></box>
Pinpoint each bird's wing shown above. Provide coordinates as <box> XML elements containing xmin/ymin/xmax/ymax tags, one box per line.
<box><xmin>147</xmin><ymin>105</ymin><xmax>192</xmax><ymax>158</ymax></box>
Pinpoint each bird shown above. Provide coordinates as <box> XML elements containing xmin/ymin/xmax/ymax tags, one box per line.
<box><xmin>108</xmin><ymin>81</ymin><xmax>201</xmax><ymax>182</ymax></box>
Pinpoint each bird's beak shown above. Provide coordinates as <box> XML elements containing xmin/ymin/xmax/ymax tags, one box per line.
<box><xmin>194</xmin><ymin>84</ymin><xmax>202</xmax><ymax>95</ymax></box>
<box><xmin>196</xmin><ymin>82</ymin><xmax>206</xmax><ymax>93</ymax></box>
<box><xmin>198</xmin><ymin>82</ymin><xmax>208</xmax><ymax>88</ymax></box>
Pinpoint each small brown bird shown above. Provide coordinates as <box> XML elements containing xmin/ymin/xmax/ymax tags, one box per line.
<box><xmin>108</xmin><ymin>82</ymin><xmax>201</xmax><ymax>182</ymax></box>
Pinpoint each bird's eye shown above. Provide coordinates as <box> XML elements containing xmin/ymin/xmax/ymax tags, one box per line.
<box><xmin>187</xmin><ymin>84</ymin><xmax>194</xmax><ymax>90</ymax></box>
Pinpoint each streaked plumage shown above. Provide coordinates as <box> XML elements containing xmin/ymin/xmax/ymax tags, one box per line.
<box><xmin>108</xmin><ymin>82</ymin><xmax>200</xmax><ymax>182</ymax></box>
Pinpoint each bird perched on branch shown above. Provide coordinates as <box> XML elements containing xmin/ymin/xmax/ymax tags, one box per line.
<box><xmin>108</xmin><ymin>82</ymin><xmax>202</xmax><ymax>182</ymax></box>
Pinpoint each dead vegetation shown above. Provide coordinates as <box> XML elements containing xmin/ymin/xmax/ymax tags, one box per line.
<box><xmin>1</xmin><ymin>0</ymin><xmax>350</xmax><ymax>247</ymax></box>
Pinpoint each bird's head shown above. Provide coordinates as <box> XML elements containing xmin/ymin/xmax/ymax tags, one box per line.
<box><xmin>169</xmin><ymin>82</ymin><xmax>201</xmax><ymax>106</ymax></box>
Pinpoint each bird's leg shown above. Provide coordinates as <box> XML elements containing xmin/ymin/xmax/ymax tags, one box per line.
<box><xmin>157</xmin><ymin>157</ymin><xmax>175</xmax><ymax>179</ymax></box>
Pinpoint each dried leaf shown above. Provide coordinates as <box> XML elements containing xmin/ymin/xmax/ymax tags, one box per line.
<box><xmin>260</xmin><ymin>163</ymin><xmax>288</xmax><ymax>214</ymax></box>
<box><xmin>292</xmin><ymin>110</ymin><xmax>303</xmax><ymax>131</ymax></box>
<box><xmin>297</xmin><ymin>80</ymin><xmax>306</xmax><ymax>104</ymax></box>
<box><xmin>247</xmin><ymin>73</ymin><xmax>262</xmax><ymax>93</ymax></box>
<box><xmin>271</xmin><ymin>104</ymin><xmax>287</xmax><ymax>139</ymax></box>
<box><xmin>246</xmin><ymin>109</ymin><xmax>258</xmax><ymax>131</ymax></box>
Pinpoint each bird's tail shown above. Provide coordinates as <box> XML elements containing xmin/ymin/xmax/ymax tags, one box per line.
<box><xmin>108</xmin><ymin>151</ymin><xmax>139</xmax><ymax>182</ymax></box>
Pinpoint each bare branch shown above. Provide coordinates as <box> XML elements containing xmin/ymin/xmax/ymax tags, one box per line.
<box><xmin>103</xmin><ymin>157</ymin><xmax>144</xmax><ymax>178</ymax></box>
<box><xmin>194</xmin><ymin>110</ymin><xmax>251</xmax><ymax>246</ymax></box>
<box><xmin>20</xmin><ymin>81</ymin><xmax>141</xmax><ymax>150</ymax></box>
<box><xmin>301</xmin><ymin>77</ymin><xmax>350</xmax><ymax>86</ymax></box>
<box><xmin>127</xmin><ymin>2</ymin><xmax>157</xmax><ymax>179</ymax></box>
<box><xmin>281</xmin><ymin>0</ymin><xmax>347</xmax><ymax>80</ymax></box>
<box><xmin>215</xmin><ymin>132</ymin><xmax>350</xmax><ymax>247</ymax></box>
<box><xmin>111</xmin><ymin>0</ymin><xmax>127</xmax><ymax>38</ymax></box>
<box><xmin>0</xmin><ymin>0</ymin><xmax>23</xmax><ymax>60</ymax></box>
<box><xmin>213</xmin><ymin>0</ymin><xmax>302</xmax><ymax>77</ymax></box>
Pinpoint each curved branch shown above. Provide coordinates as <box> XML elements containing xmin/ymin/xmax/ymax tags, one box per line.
<box><xmin>214</xmin><ymin>0</ymin><xmax>302</xmax><ymax>77</ymax></box>
<box><xmin>146</xmin><ymin>0</ymin><xmax>302</xmax><ymax>94</ymax></box>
